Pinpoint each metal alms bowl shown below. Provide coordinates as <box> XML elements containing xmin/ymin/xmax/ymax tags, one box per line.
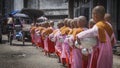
<box><xmin>80</xmin><ymin>37</ymin><xmax>97</xmax><ymax>49</ymax></box>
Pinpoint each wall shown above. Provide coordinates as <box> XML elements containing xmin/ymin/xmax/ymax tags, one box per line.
<box><xmin>14</xmin><ymin>0</ymin><xmax>23</xmax><ymax>10</ymax></box>
<box><xmin>40</xmin><ymin>0</ymin><xmax>68</xmax><ymax>16</ymax></box>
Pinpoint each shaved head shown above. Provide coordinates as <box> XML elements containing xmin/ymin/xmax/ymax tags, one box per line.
<box><xmin>92</xmin><ymin>6</ymin><xmax>106</xmax><ymax>22</ymax></box>
<box><xmin>57</xmin><ymin>20</ymin><xmax>64</xmax><ymax>28</ymax></box>
<box><xmin>69</xmin><ymin>19</ymin><xmax>74</xmax><ymax>28</ymax></box>
<box><xmin>63</xmin><ymin>18</ymin><xmax>68</xmax><ymax>26</ymax></box>
<box><xmin>93</xmin><ymin>6</ymin><xmax>105</xmax><ymax>17</ymax></box>
<box><xmin>49</xmin><ymin>21</ymin><xmax>54</xmax><ymax>27</ymax></box>
<box><xmin>78</xmin><ymin>16</ymin><xmax>87</xmax><ymax>23</ymax></box>
<box><xmin>67</xmin><ymin>19</ymin><xmax>72</xmax><ymax>27</ymax></box>
<box><xmin>88</xmin><ymin>19</ymin><xmax>95</xmax><ymax>28</ymax></box>
<box><xmin>73</xmin><ymin>18</ymin><xmax>78</xmax><ymax>28</ymax></box>
<box><xmin>77</xmin><ymin>16</ymin><xmax>87</xmax><ymax>27</ymax></box>
<box><xmin>44</xmin><ymin>22</ymin><xmax>49</xmax><ymax>28</ymax></box>
<box><xmin>104</xmin><ymin>13</ymin><xmax>111</xmax><ymax>23</ymax></box>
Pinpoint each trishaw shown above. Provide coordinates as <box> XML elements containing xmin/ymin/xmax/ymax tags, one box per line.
<box><xmin>8</xmin><ymin>13</ymin><xmax>30</xmax><ymax>45</ymax></box>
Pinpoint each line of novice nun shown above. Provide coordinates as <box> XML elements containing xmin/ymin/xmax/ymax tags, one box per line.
<box><xmin>30</xmin><ymin>6</ymin><xmax>116</xmax><ymax>68</ymax></box>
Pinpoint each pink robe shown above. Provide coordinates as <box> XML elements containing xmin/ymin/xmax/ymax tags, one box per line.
<box><xmin>59</xmin><ymin>35</ymin><xmax>67</xmax><ymax>63</ymax></box>
<box><xmin>67</xmin><ymin>35</ymin><xmax>82</xmax><ymax>68</ymax></box>
<box><xmin>77</xmin><ymin>24</ymin><xmax>116</xmax><ymax>68</ymax></box>
<box><xmin>54</xmin><ymin>30</ymin><xmax>62</xmax><ymax>56</ymax></box>
<box><xmin>69</xmin><ymin>28</ymin><xmax>88</xmax><ymax>68</ymax></box>
<box><xmin>44</xmin><ymin>36</ymin><xmax>49</xmax><ymax>52</ymax></box>
<box><xmin>31</xmin><ymin>33</ymin><xmax>35</xmax><ymax>44</ymax></box>
<box><xmin>71</xmin><ymin>48</ymin><xmax>82</xmax><ymax>68</ymax></box>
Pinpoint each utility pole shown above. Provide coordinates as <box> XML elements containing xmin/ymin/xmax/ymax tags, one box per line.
<box><xmin>68</xmin><ymin>0</ymin><xmax>74</xmax><ymax>19</ymax></box>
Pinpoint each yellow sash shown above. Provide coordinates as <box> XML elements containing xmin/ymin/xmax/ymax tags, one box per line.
<box><xmin>72</xmin><ymin>28</ymin><xmax>83</xmax><ymax>40</ymax></box>
<box><xmin>60</xmin><ymin>26</ymin><xmax>66</xmax><ymax>32</ymax></box>
<box><xmin>61</xmin><ymin>27</ymin><xmax>70</xmax><ymax>35</ymax></box>
<box><xmin>96</xmin><ymin>21</ymin><xmax>113</xmax><ymax>43</ymax></box>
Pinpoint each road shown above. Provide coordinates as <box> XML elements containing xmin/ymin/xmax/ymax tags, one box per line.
<box><xmin>0</xmin><ymin>35</ymin><xmax>120</xmax><ymax>68</ymax></box>
<box><xmin>0</xmin><ymin>35</ymin><xmax>65</xmax><ymax>68</ymax></box>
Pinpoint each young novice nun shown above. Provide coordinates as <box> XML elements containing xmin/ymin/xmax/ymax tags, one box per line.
<box><xmin>49</xmin><ymin>21</ymin><xmax>55</xmax><ymax>30</ymax></box>
<box><xmin>42</xmin><ymin>22</ymin><xmax>54</xmax><ymax>56</ymax></box>
<box><xmin>35</xmin><ymin>23</ymin><xmax>45</xmax><ymax>48</ymax></box>
<box><xmin>77</xmin><ymin>6</ymin><xmax>116</xmax><ymax>68</ymax></box>
<box><xmin>49</xmin><ymin>21</ymin><xmax>64</xmax><ymax>62</ymax></box>
<box><xmin>88</xmin><ymin>19</ymin><xmax>95</xmax><ymax>28</ymax></box>
<box><xmin>30</xmin><ymin>23</ymin><xmax>37</xmax><ymax>44</ymax></box>
<box><xmin>34</xmin><ymin>23</ymin><xmax>42</xmax><ymax>47</ymax></box>
<box><xmin>64</xmin><ymin>19</ymin><xmax>75</xmax><ymax>68</ymax></box>
<box><xmin>104</xmin><ymin>13</ymin><xmax>112</xmax><ymax>24</ymax></box>
<box><xmin>37</xmin><ymin>23</ymin><xmax>47</xmax><ymax>49</ymax></box>
<box><xmin>60</xmin><ymin>18</ymin><xmax>71</xmax><ymax>66</ymax></box>
<box><xmin>68</xmin><ymin>16</ymin><xmax>88</xmax><ymax>68</ymax></box>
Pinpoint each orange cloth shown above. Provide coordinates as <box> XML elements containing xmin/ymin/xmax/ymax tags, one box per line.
<box><xmin>72</xmin><ymin>28</ymin><xmax>83</xmax><ymax>40</ymax></box>
<box><xmin>68</xmin><ymin>29</ymin><xmax>73</xmax><ymax>35</ymax></box>
<box><xmin>37</xmin><ymin>27</ymin><xmax>45</xmax><ymax>33</ymax></box>
<box><xmin>30</xmin><ymin>26</ymin><xmax>37</xmax><ymax>34</ymax></box>
<box><xmin>43</xmin><ymin>27</ymin><xmax>53</xmax><ymax>36</ymax></box>
<box><xmin>96</xmin><ymin>21</ymin><xmax>113</xmax><ymax>43</ymax></box>
<box><xmin>61</xmin><ymin>27</ymin><xmax>71</xmax><ymax>35</ymax></box>
<box><xmin>60</xmin><ymin>26</ymin><xmax>66</xmax><ymax>32</ymax></box>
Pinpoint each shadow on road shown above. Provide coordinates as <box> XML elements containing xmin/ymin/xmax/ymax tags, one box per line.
<box><xmin>11</xmin><ymin>43</ymin><xmax>33</xmax><ymax>46</ymax></box>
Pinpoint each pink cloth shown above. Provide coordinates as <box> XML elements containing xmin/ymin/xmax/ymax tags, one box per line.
<box><xmin>60</xmin><ymin>35</ymin><xmax>72</xmax><ymax>64</ymax></box>
<box><xmin>44</xmin><ymin>37</ymin><xmax>48</xmax><ymax>51</ymax></box>
<box><xmin>71</xmin><ymin>48</ymin><xmax>82</xmax><ymax>68</ymax></box>
<box><xmin>89</xmin><ymin>31</ymin><xmax>113</xmax><ymax>68</ymax></box>
<box><xmin>54</xmin><ymin>31</ymin><xmax>62</xmax><ymax>54</ymax></box>
<box><xmin>60</xmin><ymin>35</ymin><xmax>67</xmax><ymax>59</ymax></box>
<box><xmin>31</xmin><ymin>33</ymin><xmax>35</xmax><ymax>43</ymax></box>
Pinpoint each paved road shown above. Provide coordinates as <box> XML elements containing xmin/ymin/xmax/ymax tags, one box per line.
<box><xmin>0</xmin><ymin>35</ymin><xmax>120</xmax><ymax>68</ymax></box>
<box><xmin>0</xmin><ymin>35</ymin><xmax>65</xmax><ymax>68</ymax></box>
